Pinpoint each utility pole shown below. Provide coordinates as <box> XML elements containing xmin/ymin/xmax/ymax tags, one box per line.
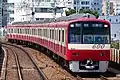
<box><xmin>31</xmin><ymin>0</ymin><xmax>35</xmax><ymax>21</ymax></box>
<box><xmin>53</xmin><ymin>0</ymin><xmax>56</xmax><ymax>19</ymax></box>
<box><xmin>76</xmin><ymin>0</ymin><xmax>78</xmax><ymax>14</ymax></box>
<box><xmin>106</xmin><ymin>0</ymin><xmax>110</xmax><ymax>21</ymax></box>
<box><xmin>0</xmin><ymin>0</ymin><xmax>2</xmax><ymax>28</ymax></box>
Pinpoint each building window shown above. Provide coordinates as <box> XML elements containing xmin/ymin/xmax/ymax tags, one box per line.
<box><xmin>36</xmin><ymin>18</ymin><xmax>39</xmax><ymax>21</ymax></box>
<box><xmin>10</xmin><ymin>18</ymin><xmax>14</xmax><ymax>23</ymax></box>
<box><xmin>9</xmin><ymin>10</ymin><xmax>14</xmax><ymax>14</ymax></box>
<box><xmin>116</xmin><ymin>19</ymin><xmax>118</xmax><ymax>22</ymax></box>
<box><xmin>81</xmin><ymin>1</ymin><xmax>89</xmax><ymax>5</ymax></box>
<box><xmin>109</xmin><ymin>19</ymin><xmax>111</xmax><ymax>22</ymax></box>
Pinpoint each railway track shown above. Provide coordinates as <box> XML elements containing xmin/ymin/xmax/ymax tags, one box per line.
<box><xmin>2</xmin><ymin>42</ymin><xmax>120</xmax><ymax>80</ymax></box>
<box><xmin>2</xmin><ymin>43</ymin><xmax>48</xmax><ymax>80</ymax></box>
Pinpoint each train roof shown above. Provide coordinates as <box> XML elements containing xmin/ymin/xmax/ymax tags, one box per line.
<box><xmin>7</xmin><ymin>13</ymin><xmax>110</xmax><ymax>28</ymax></box>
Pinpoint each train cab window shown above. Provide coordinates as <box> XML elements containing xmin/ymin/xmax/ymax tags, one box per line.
<box><xmin>68</xmin><ymin>23</ymin><xmax>81</xmax><ymax>44</ymax></box>
<box><xmin>83</xmin><ymin>22</ymin><xmax>110</xmax><ymax>44</ymax></box>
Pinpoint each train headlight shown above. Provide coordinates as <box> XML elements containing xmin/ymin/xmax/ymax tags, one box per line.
<box><xmin>104</xmin><ymin>25</ymin><xmax>108</xmax><ymax>27</ymax></box>
<box><xmin>100</xmin><ymin>53</ymin><xmax>106</xmax><ymax>56</ymax></box>
<box><xmin>70</xmin><ymin>24</ymin><xmax>74</xmax><ymax>27</ymax></box>
<box><xmin>72</xmin><ymin>53</ymin><xmax>79</xmax><ymax>56</ymax></box>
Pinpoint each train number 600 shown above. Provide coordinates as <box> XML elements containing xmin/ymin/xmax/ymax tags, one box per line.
<box><xmin>92</xmin><ymin>44</ymin><xmax>105</xmax><ymax>49</ymax></box>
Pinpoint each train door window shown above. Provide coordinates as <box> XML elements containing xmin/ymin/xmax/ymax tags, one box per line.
<box><xmin>53</xmin><ymin>29</ymin><xmax>55</xmax><ymax>39</ymax></box>
<box><xmin>14</xmin><ymin>28</ymin><xmax>16</xmax><ymax>33</ymax></box>
<box><xmin>62</xmin><ymin>30</ymin><xmax>64</xmax><ymax>42</ymax></box>
<box><xmin>26</xmin><ymin>29</ymin><xmax>28</xmax><ymax>34</ymax></box>
<box><xmin>34</xmin><ymin>29</ymin><xmax>35</xmax><ymax>35</ymax></box>
<box><xmin>51</xmin><ymin>29</ymin><xmax>53</xmax><ymax>39</ymax></box>
<box><xmin>43</xmin><ymin>29</ymin><xmax>45</xmax><ymax>37</ymax></box>
<box><xmin>43</xmin><ymin>29</ymin><xmax>44</xmax><ymax>37</ymax></box>
<box><xmin>48</xmin><ymin>28</ymin><xmax>50</xmax><ymax>38</ymax></box>
<box><xmin>35</xmin><ymin>28</ymin><xmax>36</xmax><ymax>35</ymax></box>
<box><xmin>35</xmin><ymin>29</ymin><xmax>37</xmax><ymax>35</ymax></box>
<box><xmin>31</xmin><ymin>28</ymin><xmax>33</xmax><ymax>35</ymax></box>
<box><xmin>47</xmin><ymin>29</ymin><xmax>48</xmax><ymax>38</ymax></box>
<box><xmin>45</xmin><ymin>29</ymin><xmax>46</xmax><ymax>37</ymax></box>
<box><xmin>18</xmin><ymin>29</ymin><xmax>20</xmax><ymax>34</ymax></box>
<box><xmin>39</xmin><ymin>29</ymin><xmax>41</xmax><ymax>36</ymax></box>
<box><xmin>30</xmin><ymin>29</ymin><xmax>32</xmax><ymax>35</ymax></box>
<box><xmin>45</xmin><ymin>29</ymin><xmax>47</xmax><ymax>37</ymax></box>
<box><xmin>28</xmin><ymin>29</ymin><xmax>29</xmax><ymax>34</ymax></box>
<box><xmin>9</xmin><ymin>29</ymin><xmax>11</xmax><ymax>33</ymax></box>
<box><xmin>44</xmin><ymin>29</ymin><xmax>46</xmax><ymax>37</ymax></box>
<box><xmin>25</xmin><ymin>29</ymin><xmax>26</xmax><ymax>34</ymax></box>
<box><xmin>56</xmin><ymin>29</ymin><xmax>57</xmax><ymax>40</ymax></box>
<box><xmin>38</xmin><ymin>29</ymin><xmax>40</xmax><ymax>36</ymax></box>
<box><xmin>27</xmin><ymin>29</ymin><xmax>28</xmax><ymax>34</ymax></box>
<box><xmin>59</xmin><ymin>29</ymin><xmax>61</xmax><ymax>41</ymax></box>
<box><xmin>12</xmin><ymin>29</ymin><xmax>13</xmax><ymax>33</ymax></box>
<box><xmin>50</xmin><ymin>29</ymin><xmax>51</xmax><ymax>39</ymax></box>
<box><xmin>11</xmin><ymin>29</ymin><xmax>13</xmax><ymax>33</ymax></box>
<box><xmin>23</xmin><ymin>29</ymin><xmax>25</xmax><ymax>34</ymax></box>
<box><xmin>26</xmin><ymin>29</ymin><xmax>27</xmax><ymax>34</ymax></box>
<box><xmin>40</xmin><ymin>29</ymin><xmax>41</xmax><ymax>36</ymax></box>
<box><xmin>28</xmin><ymin>28</ymin><xmax>29</xmax><ymax>35</ymax></box>
<box><xmin>54</xmin><ymin>29</ymin><xmax>56</xmax><ymax>40</ymax></box>
<box><xmin>57</xmin><ymin>29</ymin><xmax>59</xmax><ymax>41</ymax></box>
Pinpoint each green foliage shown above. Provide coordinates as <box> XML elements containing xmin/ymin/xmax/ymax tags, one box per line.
<box><xmin>111</xmin><ymin>41</ymin><xmax>119</xmax><ymax>49</ymax></box>
<box><xmin>65</xmin><ymin>9</ymin><xmax>99</xmax><ymax>18</ymax></box>
<box><xmin>65</xmin><ymin>9</ymin><xmax>76</xmax><ymax>16</ymax></box>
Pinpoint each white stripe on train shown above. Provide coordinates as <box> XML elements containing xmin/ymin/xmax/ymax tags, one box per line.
<box><xmin>68</xmin><ymin>44</ymin><xmax>110</xmax><ymax>50</ymax></box>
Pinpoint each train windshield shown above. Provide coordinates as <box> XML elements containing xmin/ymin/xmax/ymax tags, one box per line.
<box><xmin>68</xmin><ymin>22</ymin><xmax>110</xmax><ymax>44</ymax></box>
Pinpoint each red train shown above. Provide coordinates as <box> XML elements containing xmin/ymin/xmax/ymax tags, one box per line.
<box><xmin>7</xmin><ymin>14</ymin><xmax>111</xmax><ymax>72</ymax></box>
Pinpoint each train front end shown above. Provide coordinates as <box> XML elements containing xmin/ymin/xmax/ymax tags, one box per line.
<box><xmin>67</xmin><ymin>19</ymin><xmax>110</xmax><ymax>72</ymax></box>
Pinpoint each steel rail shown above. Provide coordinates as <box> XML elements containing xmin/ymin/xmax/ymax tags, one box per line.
<box><xmin>2</xmin><ymin>45</ymin><xmax>23</xmax><ymax>80</ymax></box>
<box><xmin>76</xmin><ymin>75</ymin><xmax>83</xmax><ymax>80</ymax></box>
<box><xmin>100</xmin><ymin>75</ymin><xmax>108</xmax><ymax>80</ymax></box>
<box><xmin>2</xmin><ymin>43</ymin><xmax>49</xmax><ymax>80</ymax></box>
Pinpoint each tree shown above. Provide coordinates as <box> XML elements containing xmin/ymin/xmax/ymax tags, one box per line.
<box><xmin>65</xmin><ymin>9</ymin><xmax>99</xmax><ymax>18</ymax></box>
<box><xmin>111</xmin><ymin>41</ymin><xmax>119</xmax><ymax>49</ymax></box>
<box><xmin>65</xmin><ymin>8</ymin><xmax>76</xmax><ymax>16</ymax></box>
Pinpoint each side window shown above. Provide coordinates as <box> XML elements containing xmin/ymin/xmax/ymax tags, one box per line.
<box><xmin>20</xmin><ymin>29</ymin><xmax>22</xmax><ymax>34</ymax></box>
